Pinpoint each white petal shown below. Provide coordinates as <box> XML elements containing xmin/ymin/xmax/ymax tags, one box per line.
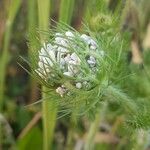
<box><xmin>63</xmin><ymin>71</ymin><xmax>73</xmax><ymax>77</ymax></box>
<box><xmin>88</xmin><ymin>39</ymin><xmax>97</xmax><ymax>47</ymax></box>
<box><xmin>58</xmin><ymin>46</ymin><xmax>68</xmax><ymax>53</ymax></box>
<box><xmin>68</xmin><ymin>60</ymin><xmax>77</xmax><ymax>65</ymax></box>
<box><xmin>60</xmin><ymin>58</ymin><xmax>66</xmax><ymax>66</ymax></box>
<box><xmin>70</xmin><ymin>53</ymin><xmax>78</xmax><ymax>61</ymax></box>
<box><xmin>55</xmin><ymin>32</ymin><xmax>62</xmax><ymax>36</ymax></box>
<box><xmin>64</xmin><ymin>54</ymin><xmax>71</xmax><ymax>63</ymax></box>
<box><xmin>46</xmin><ymin>68</ymin><xmax>50</xmax><ymax>73</ymax></box>
<box><xmin>89</xmin><ymin>56</ymin><xmax>96</xmax><ymax>62</ymax></box>
<box><xmin>38</xmin><ymin>61</ymin><xmax>44</xmax><ymax>68</ymax></box>
<box><xmin>65</xmin><ymin>31</ymin><xmax>74</xmax><ymax>37</ymax></box>
<box><xmin>61</xmin><ymin>40</ymin><xmax>68</xmax><ymax>47</ymax></box>
<box><xmin>46</xmin><ymin>43</ymin><xmax>53</xmax><ymax>51</ymax></box>
<box><xmin>48</xmin><ymin>50</ymin><xmax>56</xmax><ymax>62</ymax></box>
<box><xmin>87</xmin><ymin>59</ymin><xmax>96</xmax><ymax>67</ymax></box>
<box><xmin>55</xmin><ymin>37</ymin><xmax>62</xmax><ymax>43</ymax></box>
<box><xmin>42</xmin><ymin>57</ymin><xmax>53</xmax><ymax>66</ymax></box>
<box><xmin>56</xmin><ymin>87</ymin><xmax>66</xmax><ymax>97</ymax></box>
<box><xmin>43</xmin><ymin>42</ymin><xmax>46</xmax><ymax>49</ymax></box>
<box><xmin>40</xmin><ymin>47</ymin><xmax>46</xmax><ymax>55</ymax></box>
<box><xmin>90</xmin><ymin>45</ymin><xmax>97</xmax><ymax>50</ymax></box>
<box><xmin>81</xmin><ymin>34</ymin><xmax>90</xmax><ymax>43</ymax></box>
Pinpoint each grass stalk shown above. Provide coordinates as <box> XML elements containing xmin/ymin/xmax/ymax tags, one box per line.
<box><xmin>84</xmin><ymin>102</ymin><xmax>107</xmax><ymax>150</ymax></box>
<box><xmin>65</xmin><ymin>117</ymin><xmax>75</xmax><ymax>150</ymax></box>
<box><xmin>59</xmin><ymin>0</ymin><xmax>75</xmax><ymax>24</ymax></box>
<box><xmin>84</xmin><ymin>112</ymin><xmax>100</xmax><ymax>150</ymax></box>
<box><xmin>0</xmin><ymin>0</ymin><xmax>21</xmax><ymax>111</ymax></box>
<box><xmin>42</xmin><ymin>87</ymin><xmax>57</xmax><ymax>150</ymax></box>
<box><xmin>37</xmin><ymin>0</ymin><xmax>58</xmax><ymax>149</ymax></box>
<box><xmin>27</xmin><ymin>0</ymin><xmax>39</xmax><ymax>103</ymax></box>
<box><xmin>0</xmin><ymin>0</ymin><xmax>21</xmax><ymax>148</ymax></box>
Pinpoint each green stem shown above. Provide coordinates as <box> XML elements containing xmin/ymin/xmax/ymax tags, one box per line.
<box><xmin>59</xmin><ymin>0</ymin><xmax>75</xmax><ymax>24</ymax></box>
<box><xmin>0</xmin><ymin>0</ymin><xmax>21</xmax><ymax>148</ymax></box>
<box><xmin>37</xmin><ymin>1</ymin><xmax>58</xmax><ymax>149</ymax></box>
<box><xmin>84</xmin><ymin>112</ymin><xmax>100</xmax><ymax>150</ymax></box>
<box><xmin>0</xmin><ymin>23</ymin><xmax>11</xmax><ymax>111</ymax></box>
<box><xmin>28</xmin><ymin>0</ymin><xmax>38</xmax><ymax>104</ymax></box>
<box><xmin>42</xmin><ymin>87</ymin><xmax>57</xmax><ymax>150</ymax></box>
<box><xmin>0</xmin><ymin>0</ymin><xmax>21</xmax><ymax>111</ymax></box>
<box><xmin>65</xmin><ymin>117</ymin><xmax>75</xmax><ymax>150</ymax></box>
<box><xmin>84</xmin><ymin>101</ymin><xmax>107</xmax><ymax>150</ymax></box>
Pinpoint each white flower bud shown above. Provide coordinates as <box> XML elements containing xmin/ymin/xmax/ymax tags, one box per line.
<box><xmin>65</xmin><ymin>31</ymin><xmax>74</xmax><ymax>37</ymax></box>
<box><xmin>36</xmin><ymin>31</ymin><xmax>103</xmax><ymax>94</ymax></box>
<box><xmin>81</xmin><ymin>34</ymin><xmax>91</xmax><ymax>43</ymax></box>
<box><xmin>89</xmin><ymin>56</ymin><xmax>96</xmax><ymax>62</ymax></box>
<box><xmin>56</xmin><ymin>86</ymin><xmax>66</xmax><ymax>97</ymax></box>
<box><xmin>90</xmin><ymin>45</ymin><xmax>97</xmax><ymax>50</ymax></box>
<box><xmin>38</xmin><ymin>61</ymin><xmax>44</xmax><ymax>68</ymax></box>
<box><xmin>87</xmin><ymin>59</ymin><xmax>96</xmax><ymax>67</ymax></box>
<box><xmin>88</xmin><ymin>39</ymin><xmax>97</xmax><ymax>47</ymax></box>
<box><xmin>46</xmin><ymin>43</ymin><xmax>53</xmax><ymax>50</ymax></box>
<box><xmin>64</xmin><ymin>54</ymin><xmax>71</xmax><ymax>63</ymax></box>
<box><xmin>76</xmin><ymin>82</ymin><xmax>82</xmax><ymax>89</ymax></box>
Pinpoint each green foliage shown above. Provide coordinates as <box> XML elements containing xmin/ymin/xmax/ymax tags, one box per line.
<box><xmin>1</xmin><ymin>0</ymin><xmax>150</xmax><ymax>150</ymax></box>
<box><xmin>17</xmin><ymin>127</ymin><xmax>42</xmax><ymax>150</ymax></box>
<box><xmin>59</xmin><ymin>0</ymin><xmax>75</xmax><ymax>24</ymax></box>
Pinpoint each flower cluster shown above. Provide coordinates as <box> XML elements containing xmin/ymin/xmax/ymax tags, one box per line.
<box><xmin>36</xmin><ymin>31</ymin><xmax>104</xmax><ymax>97</ymax></box>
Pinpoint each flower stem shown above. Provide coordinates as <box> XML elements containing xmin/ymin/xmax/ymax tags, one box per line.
<box><xmin>65</xmin><ymin>116</ymin><xmax>75</xmax><ymax>150</ymax></box>
<box><xmin>0</xmin><ymin>0</ymin><xmax>21</xmax><ymax>148</ymax></box>
<box><xmin>84</xmin><ymin>101</ymin><xmax>107</xmax><ymax>150</ymax></box>
<box><xmin>84</xmin><ymin>112</ymin><xmax>100</xmax><ymax>150</ymax></box>
<box><xmin>0</xmin><ymin>0</ymin><xmax>21</xmax><ymax>111</ymax></box>
<box><xmin>42</xmin><ymin>87</ymin><xmax>57</xmax><ymax>150</ymax></box>
<box><xmin>59</xmin><ymin>0</ymin><xmax>75</xmax><ymax>24</ymax></box>
<box><xmin>37</xmin><ymin>0</ymin><xmax>57</xmax><ymax>149</ymax></box>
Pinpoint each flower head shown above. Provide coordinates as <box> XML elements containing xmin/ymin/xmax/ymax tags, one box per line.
<box><xmin>35</xmin><ymin>31</ymin><xmax>104</xmax><ymax>97</ymax></box>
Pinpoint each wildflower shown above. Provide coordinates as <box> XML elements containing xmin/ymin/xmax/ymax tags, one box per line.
<box><xmin>36</xmin><ymin>31</ymin><xmax>104</xmax><ymax>97</ymax></box>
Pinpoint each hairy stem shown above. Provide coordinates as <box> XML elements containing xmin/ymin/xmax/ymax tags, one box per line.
<box><xmin>84</xmin><ymin>112</ymin><xmax>100</xmax><ymax>150</ymax></box>
<box><xmin>42</xmin><ymin>87</ymin><xmax>57</xmax><ymax>150</ymax></box>
<box><xmin>84</xmin><ymin>102</ymin><xmax>107</xmax><ymax>150</ymax></box>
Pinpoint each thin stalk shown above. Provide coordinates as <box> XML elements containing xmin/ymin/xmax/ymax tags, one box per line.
<box><xmin>84</xmin><ymin>103</ymin><xmax>107</xmax><ymax>150</ymax></box>
<box><xmin>28</xmin><ymin>0</ymin><xmax>39</xmax><ymax>103</ymax></box>
<box><xmin>84</xmin><ymin>112</ymin><xmax>100</xmax><ymax>150</ymax></box>
<box><xmin>0</xmin><ymin>0</ymin><xmax>21</xmax><ymax>148</ymax></box>
<box><xmin>65</xmin><ymin>117</ymin><xmax>75</xmax><ymax>150</ymax></box>
<box><xmin>37</xmin><ymin>1</ymin><xmax>57</xmax><ymax>150</ymax></box>
<box><xmin>0</xmin><ymin>0</ymin><xmax>21</xmax><ymax>111</ymax></box>
<box><xmin>0</xmin><ymin>25</ymin><xmax>11</xmax><ymax>111</ymax></box>
<box><xmin>59</xmin><ymin>0</ymin><xmax>75</xmax><ymax>24</ymax></box>
<box><xmin>42</xmin><ymin>87</ymin><xmax>57</xmax><ymax>150</ymax></box>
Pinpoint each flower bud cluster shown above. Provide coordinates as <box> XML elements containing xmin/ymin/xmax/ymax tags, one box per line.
<box><xmin>36</xmin><ymin>31</ymin><xmax>104</xmax><ymax>97</ymax></box>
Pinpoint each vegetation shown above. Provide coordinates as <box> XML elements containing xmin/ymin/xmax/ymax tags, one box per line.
<box><xmin>0</xmin><ymin>0</ymin><xmax>150</xmax><ymax>150</ymax></box>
